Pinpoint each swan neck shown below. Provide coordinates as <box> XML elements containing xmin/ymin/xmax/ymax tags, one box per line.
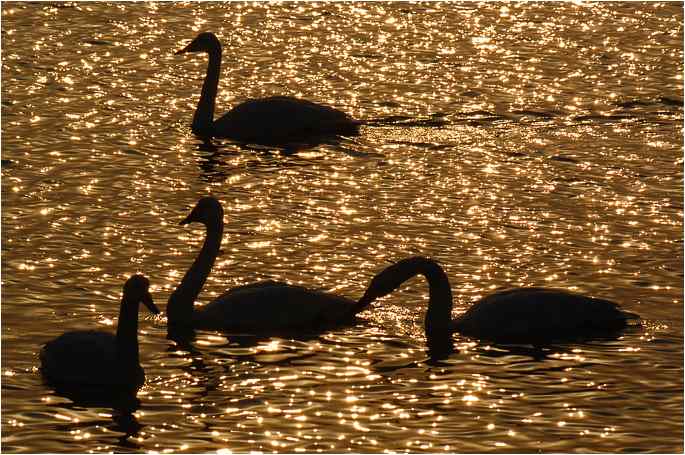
<box><xmin>192</xmin><ymin>47</ymin><xmax>221</xmax><ymax>137</ymax></box>
<box><xmin>115</xmin><ymin>296</ymin><xmax>141</xmax><ymax>369</ymax></box>
<box><xmin>367</xmin><ymin>258</ymin><xmax>453</xmax><ymax>341</ymax></box>
<box><xmin>420</xmin><ymin>261</ymin><xmax>454</xmax><ymax>343</ymax></box>
<box><xmin>167</xmin><ymin>219</ymin><xmax>223</xmax><ymax>326</ymax></box>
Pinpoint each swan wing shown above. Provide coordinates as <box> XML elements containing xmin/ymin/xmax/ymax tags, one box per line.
<box><xmin>455</xmin><ymin>288</ymin><xmax>634</xmax><ymax>342</ymax></box>
<box><xmin>194</xmin><ymin>283</ymin><xmax>357</xmax><ymax>332</ymax></box>
<box><xmin>214</xmin><ymin>280</ymin><xmax>290</xmax><ymax>299</ymax></box>
<box><xmin>213</xmin><ymin>96</ymin><xmax>359</xmax><ymax>142</ymax></box>
<box><xmin>40</xmin><ymin>331</ymin><xmax>137</xmax><ymax>386</ymax></box>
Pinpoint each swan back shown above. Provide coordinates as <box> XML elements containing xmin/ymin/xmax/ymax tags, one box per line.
<box><xmin>41</xmin><ymin>331</ymin><xmax>127</xmax><ymax>386</ymax></box>
<box><xmin>193</xmin><ymin>281</ymin><xmax>358</xmax><ymax>333</ymax></box>
<box><xmin>454</xmin><ymin>287</ymin><xmax>636</xmax><ymax>342</ymax></box>
<box><xmin>214</xmin><ymin>96</ymin><xmax>360</xmax><ymax>144</ymax></box>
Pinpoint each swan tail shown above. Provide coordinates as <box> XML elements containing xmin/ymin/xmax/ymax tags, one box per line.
<box><xmin>621</xmin><ymin>310</ymin><xmax>641</xmax><ymax>324</ymax></box>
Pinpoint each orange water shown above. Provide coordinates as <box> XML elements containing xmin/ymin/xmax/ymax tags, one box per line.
<box><xmin>2</xmin><ymin>2</ymin><xmax>682</xmax><ymax>452</ymax></box>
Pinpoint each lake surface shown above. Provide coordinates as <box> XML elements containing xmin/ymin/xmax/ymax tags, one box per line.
<box><xmin>1</xmin><ymin>2</ymin><xmax>683</xmax><ymax>453</ymax></box>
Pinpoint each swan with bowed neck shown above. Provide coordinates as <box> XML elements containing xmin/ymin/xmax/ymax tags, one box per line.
<box><xmin>40</xmin><ymin>275</ymin><xmax>160</xmax><ymax>388</ymax></box>
<box><xmin>356</xmin><ymin>257</ymin><xmax>640</xmax><ymax>344</ymax></box>
<box><xmin>175</xmin><ymin>32</ymin><xmax>360</xmax><ymax>145</ymax></box>
<box><xmin>166</xmin><ymin>196</ymin><xmax>368</xmax><ymax>334</ymax></box>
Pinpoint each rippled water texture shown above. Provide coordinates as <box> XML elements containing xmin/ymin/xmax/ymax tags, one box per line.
<box><xmin>2</xmin><ymin>2</ymin><xmax>683</xmax><ymax>453</ymax></box>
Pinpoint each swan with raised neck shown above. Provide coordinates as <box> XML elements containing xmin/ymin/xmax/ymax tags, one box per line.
<box><xmin>40</xmin><ymin>275</ymin><xmax>160</xmax><ymax>388</ymax></box>
<box><xmin>166</xmin><ymin>196</ymin><xmax>369</xmax><ymax>335</ymax></box>
<box><xmin>357</xmin><ymin>257</ymin><xmax>640</xmax><ymax>344</ymax></box>
<box><xmin>175</xmin><ymin>32</ymin><xmax>360</xmax><ymax>145</ymax></box>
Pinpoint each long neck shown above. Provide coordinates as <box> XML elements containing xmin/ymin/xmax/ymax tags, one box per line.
<box><xmin>166</xmin><ymin>219</ymin><xmax>223</xmax><ymax>326</ymax></box>
<box><xmin>115</xmin><ymin>297</ymin><xmax>141</xmax><ymax>370</ymax></box>
<box><xmin>420</xmin><ymin>261</ymin><xmax>454</xmax><ymax>344</ymax></box>
<box><xmin>192</xmin><ymin>46</ymin><xmax>221</xmax><ymax>137</ymax></box>
<box><xmin>371</xmin><ymin>257</ymin><xmax>454</xmax><ymax>342</ymax></box>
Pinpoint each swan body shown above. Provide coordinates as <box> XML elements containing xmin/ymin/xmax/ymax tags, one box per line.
<box><xmin>176</xmin><ymin>32</ymin><xmax>360</xmax><ymax>144</ymax></box>
<box><xmin>357</xmin><ymin>257</ymin><xmax>640</xmax><ymax>344</ymax></box>
<box><xmin>166</xmin><ymin>197</ymin><xmax>365</xmax><ymax>334</ymax></box>
<box><xmin>40</xmin><ymin>275</ymin><xmax>160</xmax><ymax>388</ymax></box>
<box><xmin>194</xmin><ymin>281</ymin><xmax>360</xmax><ymax>332</ymax></box>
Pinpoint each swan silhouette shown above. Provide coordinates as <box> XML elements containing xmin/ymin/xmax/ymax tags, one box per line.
<box><xmin>357</xmin><ymin>256</ymin><xmax>640</xmax><ymax>344</ymax></box>
<box><xmin>175</xmin><ymin>32</ymin><xmax>360</xmax><ymax>145</ymax></box>
<box><xmin>166</xmin><ymin>196</ymin><xmax>368</xmax><ymax>334</ymax></box>
<box><xmin>40</xmin><ymin>275</ymin><xmax>160</xmax><ymax>388</ymax></box>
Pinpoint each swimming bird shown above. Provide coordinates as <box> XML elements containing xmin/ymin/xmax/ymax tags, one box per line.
<box><xmin>175</xmin><ymin>32</ymin><xmax>360</xmax><ymax>145</ymax></box>
<box><xmin>356</xmin><ymin>256</ymin><xmax>640</xmax><ymax>345</ymax></box>
<box><xmin>40</xmin><ymin>275</ymin><xmax>160</xmax><ymax>388</ymax></box>
<box><xmin>166</xmin><ymin>196</ymin><xmax>368</xmax><ymax>335</ymax></box>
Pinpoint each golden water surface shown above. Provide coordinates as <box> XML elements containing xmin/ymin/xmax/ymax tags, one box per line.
<box><xmin>2</xmin><ymin>2</ymin><xmax>683</xmax><ymax>453</ymax></box>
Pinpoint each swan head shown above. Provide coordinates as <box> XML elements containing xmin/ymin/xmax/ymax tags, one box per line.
<box><xmin>180</xmin><ymin>196</ymin><xmax>224</xmax><ymax>228</ymax></box>
<box><xmin>356</xmin><ymin>259</ymin><xmax>413</xmax><ymax>307</ymax></box>
<box><xmin>356</xmin><ymin>257</ymin><xmax>450</xmax><ymax>308</ymax></box>
<box><xmin>175</xmin><ymin>32</ymin><xmax>221</xmax><ymax>55</ymax></box>
<box><xmin>357</xmin><ymin>281</ymin><xmax>387</xmax><ymax>308</ymax></box>
<box><xmin>123</xmin><ymin>275</ymin><xmax>160</xmax><ymax>314</ymax></box>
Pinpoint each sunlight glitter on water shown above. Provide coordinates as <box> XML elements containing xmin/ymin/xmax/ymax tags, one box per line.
<box><xmin>1</xmin><ymin>1</ymin><xmax>683</xmax><ymax>453</ymax></box>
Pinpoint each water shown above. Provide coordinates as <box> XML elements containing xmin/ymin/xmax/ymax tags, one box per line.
<box><xmin>2</xmin><ymin>2</ymin><xmax>683</xmax><ymax>453</ymax></box>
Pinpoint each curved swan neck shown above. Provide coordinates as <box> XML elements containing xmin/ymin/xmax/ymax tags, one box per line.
<box><xmin>192</xmin><ymin>44</ymin><xmax>222</xmax><ymax>137</ymax></box>
<box><xmin>423</xmin><ymin>263</ymin><xmax>453</xmax><ymax>343</ymax></box>
<box><xmin>167</xmin><ymin>217</ymin><xmax>223</xmax><ymax>326</ymax></box>
<box><xmin>361</xmin><ymin>257</ymin><xmax>453</xmax><ymax>341</ymax></box>
<box><xmin>115</xmin><ymin>296</ymin><xmax>141</xmax><ymax>368</ymax></box>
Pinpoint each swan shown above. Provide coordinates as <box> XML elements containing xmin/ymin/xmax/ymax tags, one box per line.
<box><xmin>175</xmin><ymin>32</ymin><xmax>360</xmax><ymax>145</ymax></box>
<box><xmin>356</xmin><ymin>256</ymin><xmax>640</xmax><ymax>344</ymax></box>
<box><xmin>40</xmin><ymin>275</ymin><xmax>160</xmax><ymax>388</ymax></box>
<box><xmin>166</xmin><ymin>196</ymin><xmax>368</xmax><ymax>334</ymax></box>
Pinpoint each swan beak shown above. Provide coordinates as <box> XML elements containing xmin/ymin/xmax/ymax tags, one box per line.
<box><xmin>179</xmin><ymin>214</ymin><xmax>193</xmax><ymax>226</ymax></box>
<box><xmin>142</xmin><ymin>293</ymin><xmax>160</xmax><ymax>315</ymax></box>
<box><xmin>356</xmin><ymin>293</ymin><xmax>373</xmax><ymax>309</ymax></box>
<box><xmin>175</xmin><ymin>40</ymin><xmax>193</xmax><ymax>55</ymax></box>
